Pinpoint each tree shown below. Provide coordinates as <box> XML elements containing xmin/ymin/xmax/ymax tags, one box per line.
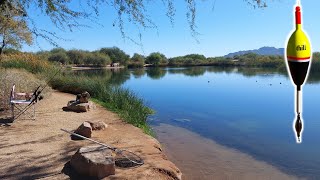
<box><xmin>99</xmin><ymin>47</ymin><xmax>130</xmax><ymax>65</ymax></box>
<box><xmin>2</xmin><ymin>48</ymin><xmax>21</xmax><ymax>54</ymax></box>
<box><xmin>146</xmin><ymin>52</ymin><xmax>167</xmax><ymax>66</ymax></box>
<box><xmin>0</xmin><ymin>0</ymin><xmax>267</xmax><ymax>49</ymax></box>
<box><xmin>0</xmin><ymin>1</ymin><xmax>32</xmax><ymax>55</ymax></box>
<box><xmin>130</xmin><ymin>53</ymin><xmax>145</xmax><ymax>68</ymax></box>
<box><xmin>48</xmin><ymin>50</ymin><xmax>69</xmax><ymax>65</ymax></box>
<box><xmin>88</xmin><ymin>53</ymin><xmax>111</xmax><ymax>66</ymax></box>
<box><xmin>67</xmin><ymin>50</ymin><xmax>87</xmax><ymax>65</ymax></box>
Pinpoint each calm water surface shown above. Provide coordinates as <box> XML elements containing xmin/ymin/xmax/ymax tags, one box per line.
<box><xmin>84</xmin><ymin>67</ymin><xmax>320</xmax><ymax>179</ymax></box>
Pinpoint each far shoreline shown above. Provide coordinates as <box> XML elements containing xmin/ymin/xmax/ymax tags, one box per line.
<box><xmin>70</xmin><ymin>66</ymin><xmax>125</xmax><ymax>70</ymax></box>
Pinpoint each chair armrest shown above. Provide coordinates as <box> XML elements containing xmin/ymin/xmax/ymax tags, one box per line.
<box><xmin>16</xmin><ymin>93</ymin><xmax>27</xmax><ymax>96</ymax></box>
<box><xmin>14</xmin><ymin>92</ymin><xmax>33</xmax><ymax>101</ymax></box>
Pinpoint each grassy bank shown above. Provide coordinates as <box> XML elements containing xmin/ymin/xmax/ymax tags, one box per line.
<box><xmin>50</xmin><ymin>74</ymin><xmax>154</xmax><ymax>135</ymax></box>
<box><xmin>0</xmin><ymin>53</ymin><xmax>154</xmax><ymax>135</ymax></box>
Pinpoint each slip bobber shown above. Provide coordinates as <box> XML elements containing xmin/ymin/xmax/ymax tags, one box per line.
<box><xmin>286</xmin><ymin>1</ymin><xmax>311</xmax><ymax>143</ymax></box>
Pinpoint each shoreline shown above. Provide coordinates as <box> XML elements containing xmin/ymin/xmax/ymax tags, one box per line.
<box><xmin>70</xmin><ymin>66</ymin><xmax>125</xmax><ymax>70</ymax></box>
<box><xmin>0</xmin><ymin>91</ymin><xmax>181</xmax><ymax>179</ymax></box>
<box><xmin>154</xmin><ymin>123</ymin><xmax>304</xmax><ymax>180</ymax></box>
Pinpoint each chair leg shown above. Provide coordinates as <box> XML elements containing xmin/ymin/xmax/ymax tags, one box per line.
<box><xmin>11</xmin><ymin>103</ymin><xmax>36</xmax><ymax>120</ymax></box>
<box><xmin>33</xmin><ymin>103</ymin><xmax>35</xmax><ymax>120</ymax></box>
<box><xmin>11</xmin><ymin>103</ymin><xmax>14</xmax><ymax>119</ymax></box>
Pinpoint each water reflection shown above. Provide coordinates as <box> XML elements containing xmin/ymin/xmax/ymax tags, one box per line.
<box><xmin>131</xmin><ymin>68</ymin><xmax>146</xmax><ymax>78</ymax></box>
<box><xmin>108</xmin><ymin>69</ymin><xmax>131</xmax><ymax>85</ymax></box>
<box><xmin>146</xmin><ymin>66</ymin><xmax>288</xmax><ymax>79</ymax></box>
<box><xmin>70</xmin><ymin>68</ymin><xmax>130</xmax><ymax>86</ymax></box>
<box><xmin>167</xmin><ymin>67</ymin><xmax>206</xmax><ymax>77</ymax></box>
<box><xmin>70</xmin><ymin>66</ymin><xmax>320</xmax><ymax>85</ymax></box>
<box><xmin>146</xmin><ymin>68</ymin><xmax>167</xmax><ymax>79</ymax></box>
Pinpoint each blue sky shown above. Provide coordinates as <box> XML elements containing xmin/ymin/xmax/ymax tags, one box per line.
<box><xmin>22</xmin><ymin>0</ymin><xmax>320</xmax><ymax>58</ymax></box>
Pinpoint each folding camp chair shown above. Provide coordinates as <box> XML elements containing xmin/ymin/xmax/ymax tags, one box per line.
<box><xmin>9</xmin><ymin>84</ymin><xmax>37</xmax><ymax>120</ymax></box>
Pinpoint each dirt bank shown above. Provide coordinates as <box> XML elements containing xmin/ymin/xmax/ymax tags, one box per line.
<box><xmin>0</xmin><ymin>91</ymin><xmax>181</xmax><ymax>180</ymax></box>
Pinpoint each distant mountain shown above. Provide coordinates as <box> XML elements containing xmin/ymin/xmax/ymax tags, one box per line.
<box><xmin>225</xmin><ymin>47</ymin><xmax>284</xmax><ymax>58</ymax></box>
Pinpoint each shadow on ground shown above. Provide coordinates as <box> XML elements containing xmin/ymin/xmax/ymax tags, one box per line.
<box><xmin>0</xmin><ymin>117</ymin><xmax>13</xmax><ymax>126</ymax></box>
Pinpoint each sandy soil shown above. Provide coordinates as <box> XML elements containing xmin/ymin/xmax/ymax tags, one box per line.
<box><xmin>0</xmin><ymin>91</ymin><xmax>181</xmax><ymax>180</ymax></box>
<box><xmin>154</xmin><ymin>124</ymin><xmax>305</xmax><ymax>180</ymax></box>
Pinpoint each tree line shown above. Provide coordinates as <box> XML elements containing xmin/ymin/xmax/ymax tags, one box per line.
<box><xmin>4</xmin><ymin>46</ymin><xmax>320</xmax><ymax>70</ymax></box>
<box><xmin>34</xmin><ymin>47</ymin><xmax>286</xmax><ymax>68</ymax></box>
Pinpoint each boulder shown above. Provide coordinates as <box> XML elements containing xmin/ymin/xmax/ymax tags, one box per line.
<box><xmin>65</xmin><ymin>101</ymin><xmax>95</xmax><ymax>112</ymax></box>
<box><xmin>74</xmin><ymin>103</ymin><xmax>90</xmax><ymax>112</ymax></box>
<box><xmin>70</xmin><ymin>145</ymin><xmax>115</xmax><ymax>178</ymax></box>
<box><xmin>77</xmin><ymin>91</ymin><xmax>91</xmax><ymax>103</ymax></box>
<box><xmin>67</xmin><ymin>100</ymin><xmax>77</xmax><ymax>107</ymax></box>
<box><xmin>74</xmin><ymin>122</ymin><xmax>92</xmax><ymax>138</ymax></box>
<box><xmin>88</xmin><ymin>121</ymin><xmax>108</xmax><ymax>131</ymax></box>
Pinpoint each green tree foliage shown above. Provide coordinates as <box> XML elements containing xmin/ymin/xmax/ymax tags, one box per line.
<box><xmin>146</xmin><ymin>52</ymin><xmax>168</xmax><ymax>66</ymax></box>
<box><xmin>99</xmin><ymin>47</ymin><xmax>130</xmax><ymax>65</ymax></box>
<box><xmin>168</xmin><ymin>53</ymin><xmax>285</xmax><ymax>68</ymax></box>
<box><xmin>66</xmin><ymin>50</ymin><xmax>86</xmax><ymax>64</ymax></box>
<box><xmin>0</xmin><ymin>1</ymin><xmax>32</xmax><ymax>55</ymax></box>
<box><xmin>83</xmin><ymin>52</ymin><xmax>111</xmax><ymax>66</ymax></box>
<box><xmin>169</xmin><ymin>54</ymin><xmax>207</xmax><ymax>66</ymax></box>
<box><xmin>45</xmin><ymin>48</ymin><xmax>111</xmax><ymax>66</ymax></box>
<box><xmin>2</xmin><ymin>48</ymin><xmax>21</xmax><ymax>54</ymax></box>
<box><xmin>48</xmin><ymin>50</ymin><xmax>69</xmax><ymax>65</ymax></box>
<box><xmin>50</xmin><ymin>48</ymin><xmax>66</xmax><ymax>54</ymax></box>
<box><xmin>129</xmin><ymin>53</ymin><xmax>145</xmax><ymax>68</ymax></box>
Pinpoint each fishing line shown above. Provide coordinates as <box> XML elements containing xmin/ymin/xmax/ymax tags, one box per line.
<box><xmin>61</xmin><ymin>129</ymin><xmax>144</xmax><ymax>167</ymax></box>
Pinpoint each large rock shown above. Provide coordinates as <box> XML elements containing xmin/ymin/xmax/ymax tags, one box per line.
<box><xmin>77</xmin><ymin>91</ymin><xmax>91</xmax><ymax>103</ymax></box>
<box><xmin>64</xmin><ymin>101</ymin><xmax>95</xmax><ymax>112</ymax></box>
<box><xmin>88</xmin><ymin>121</ymin><xmax>108</xmax><ymax>131</ymax></box>
<box><xmin>70</xmin><ymin>145</ymin><xmax>115</xmax><ymax>178</ymax></box>
<box><xmin>74</xmin><ymin>122</ymin><xmax>92</xmax><ymax>138</ymax></box>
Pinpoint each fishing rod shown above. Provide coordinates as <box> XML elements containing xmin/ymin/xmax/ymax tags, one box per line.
<box><xmin>286</xmin><ymin>0</ymin><xmax>311</xmax><ymax>143</ymax></box>
<box><xmin>61</xmin><ymin>128</ymin><xmax>144</xmax><ymax>166</ymax></box>
<box><xmin>13</xmin><ymin>68</ymin><xmax>62</xmax><ymax>120</ymax></box>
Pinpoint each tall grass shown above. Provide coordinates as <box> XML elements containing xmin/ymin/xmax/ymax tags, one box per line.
<box><xmin>0</xmin><ymin>54</ymin><xmax>53</xmax><ymax>73</ymax></box>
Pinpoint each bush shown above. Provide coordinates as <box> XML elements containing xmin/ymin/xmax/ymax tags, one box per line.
<box><xmin>48</xmin><ymin>51</ymin><xmax>69</xmax><ymax>65</ymax></box>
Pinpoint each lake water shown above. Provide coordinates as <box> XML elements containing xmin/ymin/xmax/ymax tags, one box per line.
<box><xmin>83</xmin><ymin>66</ymin><xmax>320</xmax><ymax>179</ymax></box>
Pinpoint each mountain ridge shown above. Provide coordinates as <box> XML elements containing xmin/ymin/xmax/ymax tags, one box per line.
<box><xmin>225</xmin><ymin>47</ymin><xmax>284</xmax><ymax>58</ymax></box>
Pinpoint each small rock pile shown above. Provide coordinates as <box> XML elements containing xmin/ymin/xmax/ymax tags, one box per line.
<box><xmin>63</xmin><ymin>91</ymin><xmax>95</xmax><ymax>112</ymax></box>
<box><xmin>73</xmin><ymin>121</ymin><xmax>108</xmax><ymax>139</ymax></box>
<box><xmin>70</xmin><ymin>121</ymin><xmax>113</xmax><ymax>178</ymax></box>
